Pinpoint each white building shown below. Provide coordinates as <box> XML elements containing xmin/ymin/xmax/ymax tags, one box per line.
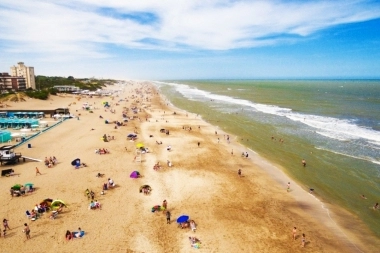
<box><xmin>10</xmin><ymin>62</ymin><xmax>35</xmax><ymax>89</ymax></box>
<box><xmin>53</xmin><ymin>85</ymin><xmax>81</xmax><ymax>92</ymax></box>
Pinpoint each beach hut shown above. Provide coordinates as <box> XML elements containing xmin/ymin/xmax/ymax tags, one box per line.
<box><xmin>0</xmin><ymin>131</ymin><xmax>11</xmax><ymax>143</ymax></box>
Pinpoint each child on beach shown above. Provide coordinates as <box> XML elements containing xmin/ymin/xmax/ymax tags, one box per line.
<box><xmin>35</xmin><ymin>167</ymin><xmax>42</xmax><ymax>176</ymax></box>
<box><xmin>238</xmin><ymin>169</ymin><xmax>242</xmax><ymax>177</ymax></box>
<box><xmin>292</xmin><ymin>227</ymin><xmax>297</xmax><ymax>240</ymax></box>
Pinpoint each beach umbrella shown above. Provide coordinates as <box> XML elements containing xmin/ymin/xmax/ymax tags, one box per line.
<box><xmin>71</xmin><ymin>158</ymin><xmax>80</xmax><ymax>166</ymax></box>
<box><xmin>12</xmin><ymin>184</ymin><xmax>22</xmax><ymax>190</ymax></box>
<box><xmin>24</xmin><ymin>182</ymin><xmax>33</xmax><ymax>187</ymax></box>
<box><xmin>51</xmin><ymin>199</ymin><xmax>67</xmax><ymax>209</ymax></box>
<box><xmin>176</xmin><ymin>215</ymin><xmax>189</xmax><ymax>223</ymax></box>
<box><xmin>130</xmin><ymin>171</ymin><xmax>140</xmax><ymax>178</ymax></box>
<box><xmin>136</xmin><ymin>143</ymin><xmax>144</xmax><ymax>148</ymax></box>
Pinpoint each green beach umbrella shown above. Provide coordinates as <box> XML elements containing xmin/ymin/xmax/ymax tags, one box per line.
<box><xmin>12</xmin><ymin>184</ymin><xmax>21</xmax><ymax>190</ymax></box>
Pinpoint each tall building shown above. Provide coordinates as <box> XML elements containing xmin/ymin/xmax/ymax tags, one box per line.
<box><xmin>10</xmin><ymin>62</ymin><xmax>35</xmax><ymax>89</ymax></box>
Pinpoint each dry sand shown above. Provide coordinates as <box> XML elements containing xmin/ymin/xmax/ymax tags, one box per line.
<box><xmin>0</xmin><ymin>82</ymin><xmax>377</xmax><ymax>252</ymax></box>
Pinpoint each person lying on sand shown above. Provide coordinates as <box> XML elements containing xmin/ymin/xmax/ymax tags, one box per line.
<box><xmin>360</xmin><ymin>194</ymin><xmax>367</xmax><ymax>199</ymax></box>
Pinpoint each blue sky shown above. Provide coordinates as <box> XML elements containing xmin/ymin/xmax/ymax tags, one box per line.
<box><xmin>1</xmin><ymin>0</ymin><xmax>380</xmax><ymax>80</ymax></box>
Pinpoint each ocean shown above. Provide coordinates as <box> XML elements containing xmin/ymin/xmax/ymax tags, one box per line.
<box><xmin>154</xmin><ymin>79</ymin><xmax>380</xmax><ymax>238</ymax></box>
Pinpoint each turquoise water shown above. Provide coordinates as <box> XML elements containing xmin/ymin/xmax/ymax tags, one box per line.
<box><xmin>155</xmin><ymin>80</ymin><xmax>380</xmax><ymax>238</ymax></box>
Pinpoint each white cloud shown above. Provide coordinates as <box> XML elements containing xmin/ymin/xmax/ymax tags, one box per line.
<box><xmin>0</xmin><ymin>0</ymin><xmax>379</xmax><ymax>59</ymax></box>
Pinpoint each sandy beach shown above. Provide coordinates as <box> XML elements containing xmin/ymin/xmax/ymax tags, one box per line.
<box><xmin>0</xmin><ymin>81</ymin><xmax>377</xmax><ymax>253</ymax></box>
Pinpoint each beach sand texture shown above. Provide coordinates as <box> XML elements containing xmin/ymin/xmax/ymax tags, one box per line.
<box><xmin>0</xmin><ymin>82</ymin><xmax>376</xmax><ymax>252</ymax></box>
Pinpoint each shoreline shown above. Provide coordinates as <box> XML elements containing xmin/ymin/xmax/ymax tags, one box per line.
<box><xmin>157</xmin><ymin>84</ymin><xmax>379</xmax><ymax>252</ymax></box>
<box><xmin>0</xmin><ymin>81</ymin><xmax>377</xmax><ymax>252</ymax></box>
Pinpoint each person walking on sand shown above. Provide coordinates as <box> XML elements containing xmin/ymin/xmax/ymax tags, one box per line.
<box><xmin>238</xmin><ymin>169</ymin><xmax>242</xmax><ymax>177</ymax></box>
<box><xmin>166</xmin><ymin>211</ymin><xmax>171</xmax><ymax>224</ymax></box>
<box><xmin>35</xmin><ymin>167</ymin><xmax>42</xmax><ymax>176</ymax></box>
<box><xmin>292</xmin><ymin>227</ymin><xmax>297</xmax><ymax>240</ymax></box>
<box><xmin>301</xmin><ymin>233</ymin><xmax>306</xmax><ymax>247</ymax></box>
<box><xmin>3</xmin><ymin>219</ymin><xmax>10</xmax><ymax>230</ymax></box>
<box><xmin>197</xmin><ymin>142</ymin><xmax>200</xmax><ymax>147</ymax></box>
<box><xmin>287</xmin><ymin>182</ymin><xmax>290</xmax><ymax>192</ymax></box>
<box><xmin>374</xmin><ymin>202</ymin><xmax>379</xmax><ymax>210</ymax></box>
<box><xmin>23</xmin><ymin>223</ymin><xmax>31</xmax><ymax>240</ymax></box>
<box><xmin>302</xmin><ymin>159</ymin><xmax>306</xmax><ymax>167</ymax></box>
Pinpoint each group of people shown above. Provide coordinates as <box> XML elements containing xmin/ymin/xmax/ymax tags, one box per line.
<box><xmin>65</xmin><ymin>227</ymin><xmax>84</xmax><ymax>241</ymax></box>
<box><xmin>10</xmin><ymin>185</ymin><xmax>31</xmax><ymax>197</ymax></box>
<box><xmin>89</xmin><ymin>200</ymin><xmax>101</xmax><ymax>210</ymax></box>
<box><xmin>44</xmin><ymin>156</ymin><xmax>57</xmax><ymax>168</ymax></box>
<box><xmin>103</xmin><ymin>178</ymin><xmax>116</xmax><ymax>191</ymax></box>
<box><xmin>153</xmin><ymin>162</ymin><xmax>162</xmax><ymax>171</ymax></box>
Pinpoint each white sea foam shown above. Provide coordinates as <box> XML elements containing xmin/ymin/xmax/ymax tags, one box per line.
<box><xmin>315</xmin><ymin>146</ymin><xmax>380</xmax><ymax>165</ymax></box>
<box><xmin>155</xmin><ymin>81</ymin><xmax>380</xmax><ymax>145</ymax></box>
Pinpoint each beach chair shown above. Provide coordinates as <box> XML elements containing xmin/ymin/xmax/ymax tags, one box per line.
<box><xmin>50</xmin><ymin>211</ymin><xmax>58</xmax><ymax>220</ymax></box>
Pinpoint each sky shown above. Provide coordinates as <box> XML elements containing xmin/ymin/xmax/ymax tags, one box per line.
<box><xmin>1</xmin><ymin>0</ymin><xmax>380</xmax><ymax>80</ymax></box>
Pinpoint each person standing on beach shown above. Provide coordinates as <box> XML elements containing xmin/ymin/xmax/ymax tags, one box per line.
<box><xmin>166</xmin><ymin>211</ymin><xmax>171</xmax><ymax>224</ymax></box>
<box><xmin>302</xmin><ymin>159</ymin><xmax>306</xmax><ymax>167</ymax></box>
<box><xmin>374</xmin><ymin>203</ymin><xmax>379</xmax><ymax>210</ymax></box>
<box><xmin>23</xmin><ymin>223</ymin><xmax>31</xmax><ymax>240</ymax></box>
<box><xmin>163</xmin><ymin>200</ymin><xmax>168</xmax><ymax>210</ymax></box>
<box><xmin>35</xmin><ymin>167</ymin><xmax>42</xmax><ymax>176</ymax></box>
<box><xmin>238</xmin><ymin>169</ymin><xmax>242</xmax><ymax>177</ymax></box>
<box><xmin>287</xmin><ymin>182</ymin><xmax>290</xmax><ymax>192</ymax></box>
<box><xmin>292</xmin><ymin>227</ymin><xmax>297</xmax><ymax>240</ymax></box>
<box><xmin>301</xmin><ymin>233</ymin><xmax>306</xmax><ymax>247</ymax></box>
<box><xmin>197</xmin><ymin>142</ymin><xmax>200</xmax><ymax>147</ymax></box>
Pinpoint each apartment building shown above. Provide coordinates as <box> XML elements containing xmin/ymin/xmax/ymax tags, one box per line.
<box><xmin>0</xmin><ymin>72</ymin><xmax>27</xmax><ymax>91</ymax></box>
<box><xmin>10</xmin><ymin>62</ymin><xmax>36</xmax><ymax>89</ymax></box>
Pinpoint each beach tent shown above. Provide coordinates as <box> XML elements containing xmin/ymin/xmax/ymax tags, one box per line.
<box><xmin>130</xmin><ymin>171</ymin><xmax>140</xmax><ymax>178</ymax></box>
<box><xmin>40</xmin><ymin>198</ymin><xmax>53</xmax><ymax>207</ymax></box>
<box><xmin>51</xmin><ymin>199</ymin><xmax>67</xmax><ymax>209</ymax></box>
<box><xmin>176</xmin><ymin>215</ymin><xmax>189</xmax><ymax>223</ymax></box>
<box><xmin>71</xmin><ymin>158</ymin><xmax>81</xmax><ymax>166</ymax></box>
<box><xmin>136</xmin><ymin>143</ymin><xmax>144</xmax><ymax>148</ymax></box>
<box><xmin>127</xmin><ymin>133</ymin><xmax>137</xmax><ymax>138</ymax></box>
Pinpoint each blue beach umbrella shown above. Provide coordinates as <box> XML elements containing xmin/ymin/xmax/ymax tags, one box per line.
<box><xmin>176</xmin><ymin>215</ymin><xmax>189</xmax><ymax>223</ymax></box>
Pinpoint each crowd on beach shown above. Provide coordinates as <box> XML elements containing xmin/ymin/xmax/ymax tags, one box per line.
<box><xmin>2</xmin><ymin>84</ymin><xmax>377</xmax><ymax>252</ymax></box>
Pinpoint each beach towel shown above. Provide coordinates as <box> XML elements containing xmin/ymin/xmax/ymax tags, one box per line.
<box><xmin>73</xmin><ymin>231</ymin><xmax>85</xmax><ymax>238</ymax></box>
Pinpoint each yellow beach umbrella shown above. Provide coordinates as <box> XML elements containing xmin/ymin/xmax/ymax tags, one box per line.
<box><xmin>136</xmin><ymin>143</ymin><xmax>144</xmax><ymax>148</ymax></box>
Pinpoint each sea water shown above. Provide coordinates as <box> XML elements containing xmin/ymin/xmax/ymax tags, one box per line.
<box><xmin>154</xmin><ymin>79</ymin><xmax>380</xmax><ymax>238</ymax></box>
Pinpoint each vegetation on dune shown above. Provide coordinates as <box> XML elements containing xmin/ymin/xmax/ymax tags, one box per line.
<box><xmin>35</xmin><ymin>75</ymin><xmax>115</xmax><ymax>91</ymax></box>
<box><xmin>0</xmin><ymin>92</ymin><xmax>29</xmax><ymax>102</ymax></box>
<box><xmin>1</xmin><ymin>76</ymin><xmax>117</xmax><ymax>101</ymax></box>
